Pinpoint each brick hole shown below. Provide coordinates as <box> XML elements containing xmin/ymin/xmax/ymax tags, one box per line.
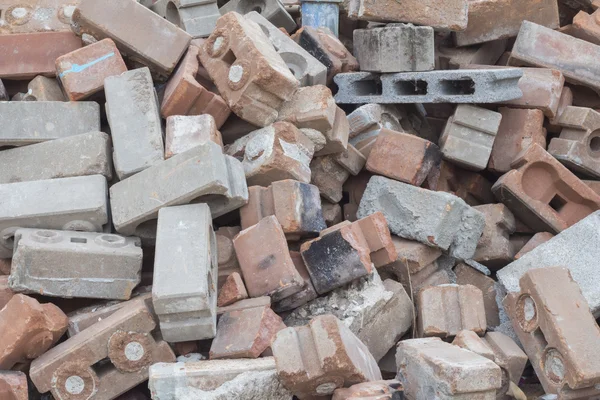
<box><xmin>590</xmin><ymin>136</ymin><xmax>600</xmax><ymax>152</ymax></box>
<box><xmin>91</xmin><ymin>358</ymin><xmax>114</xmax><ymax>378</ymax></box>
<box><xmin>394</xmin><ymin>80</ymin><xmax>428</xmax><ymax>96</ymax></box>
<box><xmin>70</xmin><ymin>237</ymin><xmax>87</xmax><ymax>244</ymax></box>
<box><xmin>165</xmin><ymin>1</ymin><xmax>181</xmax><ymax>27</ymax></box>
<box><xmin>549</xmin><ymin>194</ymin><xmax>567</xmax><ymax>213</ymax></box>
<box><xmin>439</xmin><ymin>79</ymin><xmax>475</xmax><ymax>95</ymax></box>
<box><xmin>533</xmin><ymin>327</ymin><xmax>548</xmax><ymax>350</ymax></box>
<box><xmin>352</xmin><ymin>79</ymin><xmax>382</xmax><ymax>97</ymax></box>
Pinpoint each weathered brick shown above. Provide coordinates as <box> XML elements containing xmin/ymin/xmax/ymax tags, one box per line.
<box><xmin>209</xmin><ymin>305</ymin><xmax>285</xmax><ymax>359</ymax></box>
<box><xmin>0</xmin><ymin>31</ymin><xmax>82</xmax><ymax>78</ymax></box>
<box><xmin>0</xmin><ymin>371</ymin><xmax>27</xmax><ymax>400</ymax></box>
<box><xmin>240</xmin><ymin>180</ymin><xmax>326</xmax><ymax>240</ymax></box>
<box><xmin>160</xmin><ymin>44</ymin><xmax>231</xmax><ymax>127</ymax></box>
<box><xmin>0</xmin><ymin>294</ymin><xmax>68</xmax><ymax>369</ymax></box>
<box><xmin>273</xmin><ymin>251</ymin><xmax>318</xmax><ymax>312</ymax></box>
<box><xmin>417</xmin><ymin>284</ymin><xmax>487</xmax><ymax>338</ymax></box>
<box><xmin>165</xmin><ymin>115</ymin><xmax>223</xmax><ymax>159</ymax></box>
<box><xmin>233</xmin><ymin>216</ymin><xmax>304</xmax><ymax>302</ymax></box>
<box><xmin>488</xmin><ymin>107</ymin><xmax>546</xmax><ymax>174</ymax></box>
<box><xmin>366</xmin><ymin>129</ymin><xmax>441</xmax><ymax>186</ymax></box>
<box><xmin>492</xmin><ymin>143</ymin><xmax>600</xmax><ymax>233</ymax></box>
<box><xmin>272</xmin><ymin>314</ymin><xmax>382</xmax><ymax>398</ymax></box>
<box><xmin>199</xmin><ymin>12</ymin><xmax>299</xmax><ymax>127</ymax></box>
<box><xmin>27</xmin><ymin>75</ymin><xmax>66</xmax><ymax>101</ymax></box>
<box><xmin>73</xmin><ymin>0</ymin><xmax>191</xmax><ymax>80</ymax></box>
<box><xmin>0</xmin><ymin>0</ymin><xmax>76</xmax><ymax>34</ymax></box>
<box><xmin>56</xmin><ymin>38</ymin><xmax>127</xmax><ymax>100</ymax></box>
<box><xmin>217</xmin><ymin>272</ymin><xmax>248</xmax><ymax>307</ymax></box>
<box><xmin>504</xmin><ymin>267</ymin><xmax>600</xmax><ymax>397</ymax></box>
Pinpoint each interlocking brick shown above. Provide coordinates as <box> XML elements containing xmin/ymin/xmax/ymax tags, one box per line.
<box><xmin>216</xmin><ymin>227</ymin><xmax>241</xmax><ymax>288</ymax></box>
<box><xmin>0</xmin><ymin>294</ymin><xmax>68</xmax><ymax>369</ymax></box>
<box><xmin>509</xmin><ymin>21</ymin><xmax>600</xmax><ymax>92</ymax></box>
<box><xmin>0</xmin><ymin>101</ymin><xmax>100</xmax><ymax>146</ymax></box>
<box><xmin>454</xmin><ymin>0</ymin><xmax>559</xmax><ymax>46</ymax></box>
<box><xmin>0</xmin><ymin>0</ymin><xmax>76</xmax><ymax>34</ymax></box>
<box><xmin>358</xmin><ymin>176</ymin><xmax>486</xmax><ymax>260</ymax></box>
<box><xmin>292</xmin><ymin>26</ymin><xmax>359</xmax><ymax>85</ymax></box>
<box><xmin>454</xmin><ymin>263</ymin><xmax>500</xmax><ymax>328</ymax></box>
<box><xmin>483</xmin><ymin>331</ymin><xmax>528</xmax><ymax>394</ymax></box>
<box><xmin>514</xmin><ymin>231</ymin><xmax>554</xmax><ymax>259</ymax></box>
<box><xmin>233</xmin><ymin>216</ymin><xmax>304</xmax><ymax>302</ymax></box>
<box><xmin>332</xmin><ymin>380</ymin><xmax>404</xmax><ymax>400</ymax></box>
<box><xmin>149</xmin><ymin>357</ymin><xmax>293</xmax><ymax>399</ymax></box>
<box><xmin>417</xmin><ymin>284</ymin><xmax>487</xmax><ymax>339</ymax></box>
<box><xmin>0</xmin><ymin>31</ymin><xmax>82</xmax><ymax>78</ymax></box>
<box><xmin>0</xmin><ymin>131</ymin><xmax>112</xmax><ymax>184</ymax></box>
<box><xmin>9</xmin><ymin>229</ymin><xmax>142</xmax><ymax>300</ymax></box>
<box><xmin>504</xmin><ymin>267</ymin><xmax>600</xmax><ymax>398</ymax></box>
<box><xmin>219</xmin><ymin>0</ymin><xmax>296</xmax><ymax>33</ymax></box>
<box><xmin>569</xmin><ymin>8</ymin><xmax>600</xmax><ymax>45</ymax></box>
<box><xmin>0</xmin><ymin>371</ymin><xmax>27</xmax><ymax>400</ymax></box>
<box><xmin>492</xmin><ymin>143</ymin><xmax>600</xmax><ymax>233</ymax></box>
<box><xmin>217</xmin><ymin>272</ymin><xmax>248</xmax><ymax>307</ymax></box>
<box><xmin>209</xmin><ymin>305</ymin><xmax>285</xmax><ymax>359</ymax></box>
<box><xmin>29</xmin><ymin>298</ymin><xmax>175</xmax><ymax>399</ymax></box>
<box><xmin>245</xmin><ymin>11</ymin><xmax>327</xmax><ymax>86</ymax></box>
<box><xmin>488</xmin><ymin>107</ymin><xmax>546</xmax><ymax>174</ymax></box>
<box><xmin>548</xmin><ymin>86</ymin><xmax>574</xmax><ymax>132</ymax></box>
<box><xmin>366</xmin><ymin>129</ymin><xmax>441</xmax><ymax>186</ymax></box>
<box><xmin>110</xmin><ymin>141</ymin><xmax>247</xmax><ymax>236</ymax></box>
<box><xmin>226</xmin><ymin>122</ymin><xmax>315</xmax><ymax>187</ymax></box>
<box><xmin>346</xmin><ymin>0</ymin><xmax>468</xmax><ymax>31</ymax></box>
<box><xmin>311</xmin><ymin>145</ymin><xmax>366</xmax><ymax>203</ymax></box>
<box><xmin>165</xmin><ymin>115</ymin><xmax>223</xmax><ymax>159</ymax></box>
<box><xmin>276</xmin><ymin>85</ymin><xmax>349</xmax><ymax>156</ymax></box>
<box><xmin>72</xmin><ymin>0</ymin><xmax>191</xmax><ymax>80</ymax></box>
<box><xmin>27</xmin><ymin>75</ymin><xmax>66</xmax><ymax>101</ymax></box>
<box><xmin>153</xmin><ymin>204</ymin><xmax>217</xmax><ymax>342</ymax></box>
<box><xmin>440</xmin><ymin>105</ymin><xmax>501</xmax><ymax>171</ymax></box>
<box><xmin>549</xmin><ymin>106</ymin><xmax>600</xmax><ymax>179</ymax></box>
<box><xmin>272</xmin><ymin>314</ymin><xmax>382</xmax><ymax>398</ymax></box>
<box><xmin>105</xmin><ymin>67</ymin><xmax>164</xmax><ymax>180</ymax></box>
<box><xmin>0</xmin><ymin>175</ymin><xmax>108</xmax><ymax>258</ymax></box>
<box><xmin>396</xmin><ymin>338</ymin><xmax>501</xmax><ymax>400</ymax></box>
<box><xmin>273</xmin><ymin>251</ymin><xmax>318</xmax><ymax>312</ymax></box>
<box><xmin>160</xmin><ymin>43</ymin><xmax>231</xmax><ymax>127</ymax></box>
<box><xmin>199</xmin><ymin>12</ymin><xmax>299</xmax><ymax>127</ymax></box>
<box><xmin>354</xmin><ymin>24</ymin><xmax>434</xmax><ymax>73</ymax></box>
<box><xmin>240</xmin><ymin>180</ymin><xmax>326</xmax><ymax>240</ymax></box>
<box><xmin>472</xmin><ymin>204</ymin><xmax>516</xmax><ymax>269</ymax></box>
<box><xmin>56</xmin><ymin>38</ymin><xmax>127</xmax><ymax>101</ymax></box>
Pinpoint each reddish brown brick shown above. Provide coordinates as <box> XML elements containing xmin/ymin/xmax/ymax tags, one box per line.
<box><xmin>0</xmin><ymin>32</ymin><xmax>82</xmax><ymax>79</ymax></box>
<box><xmin>56</xmin><ymin>38</ymin><xmax>127</xmax><ymax>101</ymax></box>
<box><xmin>492</xmin><ymin>143</ymin><xmax>600</xmax><ymax>233</ymax></box>
<box><xmin>513</xmin><ymin>232</ymin><xmax>555</xmax><ymax>259</ymax></box>
<box><xmin>209</xmin><ymin>305</ymin><xmax>285</xmax><ymax>359</ymax></box>
<box><xmin>488</xmin><ymin>107</ymin><xmax>546</xmax><ymax>174</ymax></box>
<box><xmin>501</xmin><ymin>68</ymin><xmax>564</xmax><ymax>118</ymax></box>
<box><xmin>454</xmin><ymin>263</ymin><xmax>500</xmax><ymax>328</ymax></box>
<box><xmin>199</xmin><ymin>12</ymin><xmax>299</xmax><ymax>127</ymax></box>
<box><xmin>292</xmin><ymin>26</ymin><xmax>359</xmax><ymax>85</ymax></box>
<box><xmin>570</xmin><ymin>8</ymin><xmax>600</xmax><ymax>46</ymax></box>
<box><xmin>161</xmin><ymin>44</ymin><xmax>231</xmax><ymax>127</ymax></box>
<box><xmin>217</xmin><ymin>272</ymin><xmax>248</xmax><ymax>307</ymax></box>
<box><xmin>354</xmin><ymin>212</ymin><xmax>398</xmax><ymax>268</ymax></box>
<box><xmin>366</xmin><ymin>129</ymin><xmax>441</xmax><ymax>186</ymax></box>
<box><xmin>417</xmin><ymin>284</ymin><xmax>487</xmax><ymax>339</ymax></box>
<box><xmin>0</xmin><ymin>371</ymin><xmax>27</xmax><ymax>400</ymax></box>
<box><xmin>233</xmin><ymin>216</ymin><xmax>304</xmax><ymax>302</ymax></box>
<box><xmin>0</xmin><ymin>294</ymin><xmax>68</xmax><ymax>369</ymax></box>
<box><xmin>547</xmin><ymin>86</ymin><xmax>574</xmax><ymax>132</ymax></box>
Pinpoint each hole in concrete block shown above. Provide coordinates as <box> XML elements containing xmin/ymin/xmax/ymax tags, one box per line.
<box><xmin>91</xmin><ymin>358</ymin><xmax>114</xmax><ymax>378</ymax></box>
<box><xmin>549</xmin><ymin>194</ymin><xmax>567</xmax><ymax>213</ymax></box>
<box><xmin>394</xmin><ymin>80</ymin><xmax>428</xmax><ymax>96</ymax></box>
<box><xmin>439</xmin><ymin>79</ymin><xmax>475</xmax><ymax>95</ymax></box>
<box><xmin>70</xmin><ymin>237</ymin><xmax>87</xmax><ymax>244</ymax></box>
<box><xmin>222</xmin><ymin>49</ymin><xmax>236</xmax><ymax>66</ymax></box>
<box><xmin>533</xmin><ymin>327</ymin><xmax>548</xmax><ymax>350</ymax></box>
<box><xmin>351</xmin><ymin>79</ymin><xmax>382</xmax><ymax>97</ymax></box>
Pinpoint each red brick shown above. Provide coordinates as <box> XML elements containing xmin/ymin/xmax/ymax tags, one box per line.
<box><xmin>513</xmin><ymin>232</ymin><xmax>554</xmax><ymax>259</ymax></box>
<box><xmin>217</xmin><ymin>272</ymin><xmax>248</xmax><ymax>307</ymax></box>
<box><xmin>0</xmin><ymin>371</ymin><xmax>27</xmax><ymax>400</ymax></box>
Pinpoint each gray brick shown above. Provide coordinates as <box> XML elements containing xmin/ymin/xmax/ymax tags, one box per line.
<box><xmin>219</xmin><ymin>0</ymin><xmax>296</xmax><ymax>33</ymax></box>
<box><xmin>9</xmin><ymin>229</ymin><xmax>142</xmax><ymax>300</ymax></box>
<box><xmin>245</xmin><ymin>11</ymin><xmax>327</xmax><ymax>86</ymax></box>
<box><xmin>334</xmin><ymin>69</ymin><xmax>523</xmax><ymax>104</ymax></box>
<box><xmin>110</xmin><ymin>141</ymin><xmax>248</xmax><ymax>236</ymax></box>
<box><xmin>0</xmin><ymin>131</ymin><xmax>112</xmax><ymax>184</ymax></box>
<box><xmin>0</xmin><ymin>101</ymin><xmax>100</xmax><ymax>146</ymax></box>
<box><xmin>152</xmin><ymin>204</ymin><xmax>218</xmax><ymax>342</ymax></box>
<box><xmin>105</xmin><ymin>67</ymin><xmax>165</xmax><ymax>180</ymax></box>
<box><xmin>0</xmin><ymin>175</ymin><xmax>108</xmax><ymax>258</ymax></box>
<box><xmin>497</xmin><ymin>211</ymin><xmax>600</xmax><ymax>316</ymax></box>
<box><xmin>357</xmin><ymin>176</ymin><xmax>485</xmax><ymax>260</ymax></box>
<box><xmin>163</xmin><ymin>0</ymin><xmax>219</xmax><ymax>38</ymax></box>
<box><xmin>353</xmin><ymin>24</ymin><xmax>434</xmax><ymax>73</ymax></box>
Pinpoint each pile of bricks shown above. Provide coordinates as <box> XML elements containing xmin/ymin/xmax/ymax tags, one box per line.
<box><xmin>3</xmin><ymin>0</ymin><xmax>600</xmax><ymax>399</ymax></box>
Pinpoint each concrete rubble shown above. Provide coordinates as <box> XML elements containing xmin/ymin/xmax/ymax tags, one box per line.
<box><xmin>3</xmin><ymin>1</ymin><xmax>600</xmax><ymax>399</ymax></box>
